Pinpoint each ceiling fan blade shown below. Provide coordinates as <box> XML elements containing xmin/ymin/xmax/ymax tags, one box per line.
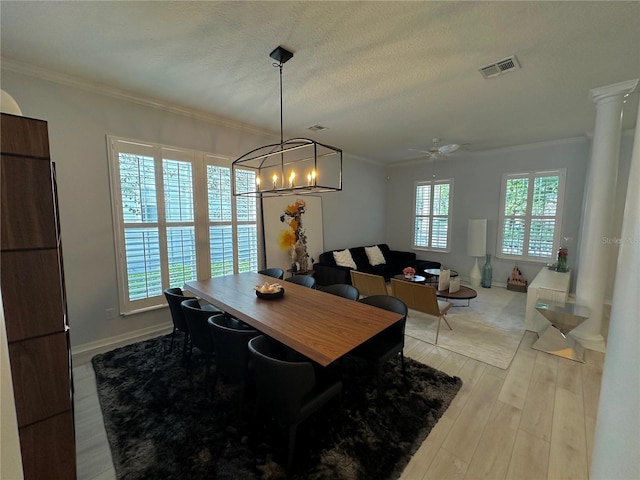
<box><xmin>439</xmin><ymin>143</ymin><xmax>460</xmax><ymax>155</ymax></box>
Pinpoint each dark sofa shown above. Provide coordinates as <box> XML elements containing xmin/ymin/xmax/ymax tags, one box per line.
<box><xmin>313</xmin><ymin>244</ymin><xmax>419</xmax><ymax>286</ymax></box>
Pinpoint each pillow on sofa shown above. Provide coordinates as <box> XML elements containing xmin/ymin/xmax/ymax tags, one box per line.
<box><xmin>365</xmin><ymin>245</ymin><xmax>386</xmax><ymax>266</ymax></box>
<box><xmin>333</xmin><ymin>249</ymin><xmax>357</xmax><ymax>269</ymax></box>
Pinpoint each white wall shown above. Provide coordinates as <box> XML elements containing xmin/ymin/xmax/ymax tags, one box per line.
<box><xmin>0</xmin><ymin>68</ymin><xmax>387</xmax><ymax>349</ymax></box>
<box><xmin>385</xmin><ymin>135</ymin><xmax>634</xmax><ymax>294</ymax></box>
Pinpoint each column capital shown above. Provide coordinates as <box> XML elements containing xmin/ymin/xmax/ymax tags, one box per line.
<box><xmin>590</xmin><ymin>79</ymin><xmax>638</xmax><ymax>104</ymax></box>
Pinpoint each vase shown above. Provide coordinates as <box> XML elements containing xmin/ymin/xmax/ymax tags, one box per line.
<box><xmin>481</xmin><ymin>254</ymin><xmax>493</xmax><ymax>288</ymax></box>
<box><xmin>557</xmin><ymin>256</ymin><xmax>567</xmax><ymax>272</ymax></box>
<box><xmin>557</xmin><ymin>247</ymin><xmax>568</xmax><ymax>272</ymax></box>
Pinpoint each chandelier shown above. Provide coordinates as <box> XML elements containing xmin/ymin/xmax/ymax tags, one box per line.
<box><xmin>232</xmin><ymin>46</ymin><xmax>343</xmax><ymax>197</ymax></box>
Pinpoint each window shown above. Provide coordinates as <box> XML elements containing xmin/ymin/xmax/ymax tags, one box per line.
<box><xmin>413</xmin><ymin>179</ymin><xmax>453</xmax><ymax>251</ymax></box>
<box><xmin>108</xmin><ymin>137</ymin><xmax>258</xmax><ymax>314</ymax></box>
<box><xmin>497</xmin><ymin>169</ymin><xmax>566</xmax><ymax>262</ymax></box>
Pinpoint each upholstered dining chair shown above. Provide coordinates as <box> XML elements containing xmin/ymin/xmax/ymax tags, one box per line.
<box><xmin>320</xmin><ymin>283</ymin><xmax>359</xmax><ymax>301</ymax></box>
<box><xmin>181</xmin><ymin>298</ymin><xmax>221</xmax><ymax>377</ymax></box>
<box><xmin>164</xmin><ymin>287</ymin><xmax>221</xmax><ymax>362</ymax></box>
<box><xmin>248</xmin><ymin>335</ymin><xmax>342</xmax><ymax>473</ymax></box>
<box><xmin>285</xmin><ymin>274</ymin><xmax>316</xmax><ymax>289</ymax></box>
<box><xmin>354</xmin><ymin>295</ymin><xmax>408</xmax><ymax>397</ymax></box>
<box><xmin>390</xmin><ymin>278</ymin><xmax>453</xmax><ymax>344</ymax></box>
<box><xmin>258</xmin><ymin>267</ymin><xmax>285</xmax><ymax>280</ymax></box>
<box><xmin>349</xmin><ymin>270</ymin><xmax>388</xmax><ymax>297</ymax></box>
<box><xmin>207</xmin><ymin>315</ymin><xmax>259</xmax><ymax>409</ymax></box>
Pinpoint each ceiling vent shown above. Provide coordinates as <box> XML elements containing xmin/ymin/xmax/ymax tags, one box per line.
<box><xmin>479</xmin><ymin>55</ymin><xmax>520</xmax><ymax>79</ymax></box>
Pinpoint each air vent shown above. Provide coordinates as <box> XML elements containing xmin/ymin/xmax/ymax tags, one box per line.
<box><xmin>479</xmin><ymin>55</ymin><xmax>520</xmax><ymax>79</ymax></box>
<box><xmin>307</xmin><ymin>124</ymin><xmax>328</xmax><ymax>132</ymax></box>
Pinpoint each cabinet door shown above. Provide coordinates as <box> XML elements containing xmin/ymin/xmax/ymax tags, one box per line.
<box><xmin>19</xmin><ymin>411</ymin><xmax>77</xmax><ymax>480</ymax></box>
<box><xmin>1</xmin><ymin>249</ymin><xmax>65</xmax><ymax>341</ymax></box>
<box><xmin>9</xmin><ymin>332</ymin><xmax>72</xmax><ymax>428</ymax></box>
<box><xmin>1</xmin><ymin>155</ymin><xmax>58</xmax><ymax>250</ymax></box>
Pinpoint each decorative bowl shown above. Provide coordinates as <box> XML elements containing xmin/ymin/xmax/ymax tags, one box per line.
<box><xmin>255</xmin><ymin>288</ymin><xmax>284</xmax><ymax>299</ymax></box>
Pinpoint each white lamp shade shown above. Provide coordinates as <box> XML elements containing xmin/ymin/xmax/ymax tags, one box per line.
<box><xmin>468</xmin><ymin>219</ymin><xmax>487</xmax><ymax>257</ymax></box>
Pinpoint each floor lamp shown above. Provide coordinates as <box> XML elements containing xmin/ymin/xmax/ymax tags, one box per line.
<box><xmin>468</xmin><ymin>219</ymin><xmax>487</xmax><ymax>288</ymax></box>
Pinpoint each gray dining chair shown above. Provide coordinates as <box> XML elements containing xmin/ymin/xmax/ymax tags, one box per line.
<box><xmin>285</xmin><ymin>275</ymin><xmax>316</xmax><ymax>289</ymax></box>
<box><xmin>320</xmin><ymin>283</ymin><xmax>359</xmax><ymax>300</ymax></box>
<box><xmin>248</xmin><ymin>335</ymin><xmax>342</xmax><ymax>473</ymax></box>
<box><xmin>258</xmin><ymin>267</ymin><xmax>285</xmax><ymax>280</ymax></box>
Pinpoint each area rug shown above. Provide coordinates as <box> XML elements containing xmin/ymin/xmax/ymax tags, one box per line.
<box><xmin>405</xmin><ymin>286</ymin><xmax>527</xmax><ymax>369</ymax></box>
<box><xmin>92</xmin><ymin>334</ymin><xmax>462</xmax><ymax>480</ymax></box>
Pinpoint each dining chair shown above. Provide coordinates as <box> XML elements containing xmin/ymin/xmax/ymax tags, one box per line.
<box><xmin>248</xmin><ymin>335</ymin><xmax>342</xmax><ymax>473</ymax></box>
<box><xmin>258</xmin><ymin>267</ymin><xmax>285</xmax><ymax>280</ymax></box>
<box><xmin>320</xmin><ymin>283</ymin><xmax>359</xmax><ymax>300</ymax></box>
<box><xmin>181</xmin><ymin>298</ymin><xmax>221</xmax><ymax>377</ymax></box>
<box><xmin>285</xmin><ymin>274</ymin><xmax>316</xmax><ymax>289</ymax></box>
<box><xmin>390</xmin><ymin>278</ymin><xmax>453</xmax><ymax>344</ymax></box>
<box><xmin>349</xmin><ymin>270</ymin><xmax>388</xmax><ymax>297</ymax></box>
<box><xmin>354</xmin><ymin>295</ymin><xmax>408</xmax><ymax>397</ymax></box>
<box><xmin>207</xmin><ymin>315</ymin><xmax>259</xmax><ymax>409</ymax></box>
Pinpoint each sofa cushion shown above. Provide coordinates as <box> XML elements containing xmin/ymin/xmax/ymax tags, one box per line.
<box><xmin>365</xmin><ymin>245</ymin><xmax>386</xmax><ymax>266</ymax></box>
<box><xmin>349</xmin><ymin>247</ymin><xmax>369</xmax><ymax>270</ymax></box>
<box><xmin>333</xmin><ymin>249</ymin><xmax>357</xmax><ymax>269</ymax></box>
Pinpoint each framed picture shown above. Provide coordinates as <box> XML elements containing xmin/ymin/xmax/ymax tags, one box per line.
<box><xmin>262</xmin><ymin>196</ymin><xmax>324</xmax><ymax>274</ymax></box>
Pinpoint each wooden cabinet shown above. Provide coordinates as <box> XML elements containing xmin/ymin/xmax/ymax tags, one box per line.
<box><xmin>1</xmin><ymin>113</ymin><xmax>76</xmax><ymax>479</ymax></box>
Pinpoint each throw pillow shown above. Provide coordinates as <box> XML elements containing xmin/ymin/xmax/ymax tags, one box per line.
<box><xmin>365</xmin><ymin>245</ymin><xmax>386</xmax><ymax>266</ymax></box>
<box><xmin>438</xmin><ymin>269</ymin><xmax>451</xmax><ymax>291</ymax></box>
<box><xmin>449</xmin><ymin>276</ymin><xmax>460</xmax><ymax>293</ymax></box>
<box><xmin>333</xmin><ymin>249</ymin><xmax>357</xmax><ymax>270</ymax></box>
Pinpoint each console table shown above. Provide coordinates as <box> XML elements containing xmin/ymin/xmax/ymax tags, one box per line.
<box><xmin>525</xmin><ymin>267</ymin><xmax>571</xmax><ymax>332</ymax></box>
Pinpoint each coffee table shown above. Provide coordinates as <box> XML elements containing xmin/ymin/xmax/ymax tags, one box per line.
<box><xmin>436</xmin><ymin>285</ymin><xmax>477</xmax><ymax>306</ymax></box>
<box><xmin>424</xmin><ymin>268</ymin><xmax>459</xmax><ymax>286</ymax></box>
<box><xmin>392</xmin><ymin>274</ymin><xmax>427</xmax><ymax>283</ymax></box>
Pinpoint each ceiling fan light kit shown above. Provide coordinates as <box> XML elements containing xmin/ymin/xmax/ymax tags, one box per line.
<box><xmin>232</xmin><ymin>46</ymin><xmax>342</xmax><ymax>197</ymax></box>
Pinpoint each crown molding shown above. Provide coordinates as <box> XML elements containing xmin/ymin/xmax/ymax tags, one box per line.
<box><xmin>1</xmin><ymin>57</ymin><xmax>277</xmax><ymax>139</ymax></box>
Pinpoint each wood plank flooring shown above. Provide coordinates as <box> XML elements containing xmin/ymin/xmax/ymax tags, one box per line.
<box><xmin>74</xmin><ymin>330</ymin><xmax>604</xmax><ymax>480</ymax></box>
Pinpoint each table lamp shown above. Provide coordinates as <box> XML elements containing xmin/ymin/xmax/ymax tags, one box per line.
<box><xmin>468</xmin><ymin>219</ymin><xmax>487</xmax><ymax>288</ymax></box>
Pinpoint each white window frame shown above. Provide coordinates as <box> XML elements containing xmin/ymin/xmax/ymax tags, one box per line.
<box><xmin>412</xmin><ymin>179</ymin><xmax>453</xmax><ymax>252</ymax></box>
<box><xmin>108</xmin><ymin>136</ymin><xmax>259</xmax><ymax>315</ymax></box>
<box><xmin>496</xmin><ymin>169</ymin><xmax>566</xmax><ymax>263</ymax></box>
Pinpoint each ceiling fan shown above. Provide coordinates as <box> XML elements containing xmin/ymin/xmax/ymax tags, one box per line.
<box><xmin>410</xmin><ymin>138</ymin><xmax>460</xmax><ymax>159</ymax></box>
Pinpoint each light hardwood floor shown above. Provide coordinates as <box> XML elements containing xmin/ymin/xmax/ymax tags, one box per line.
<box><xmin>74</xmin><ymin>330</ymin><xmax>604</xmax><ymax>480</ymax></box>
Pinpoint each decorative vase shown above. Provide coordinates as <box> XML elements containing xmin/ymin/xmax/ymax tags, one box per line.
<box><xmin>481</xmin><ymin>254</ymin><xmax>493</xmax><ymax>288</ymax></box>
<box><xmin>557</xmin><ymin>247</ymin><xmax>568</xmax><ymax>272</ymax></box>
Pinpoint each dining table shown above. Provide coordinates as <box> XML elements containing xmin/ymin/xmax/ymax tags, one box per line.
<box><xmin>184</xmin><ymin>272</ymin><xmax>404</xmax><ymax>367</ymax></box>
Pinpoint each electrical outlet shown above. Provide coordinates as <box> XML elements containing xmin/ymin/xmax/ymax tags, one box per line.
<box><xmin>105</xmin><ymin>308</ymin><xmax>115</xmax><ymax>320</ymax></box>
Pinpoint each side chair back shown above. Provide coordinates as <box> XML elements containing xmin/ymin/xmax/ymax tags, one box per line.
<box><xmin>356</xmin><ymin>294</ymin><xmax>408</xmax><ymax>396</ymax></box>
<box><xmin>285</xmin><ymin>275</ymin><xmax>316</xmax><ymax>289</ymax></box>
<box><xmin>258</xmin><ymin>268</ymin><xmax>285</xmax><ymax>280</ymax></box>
<box><xmin>350</xmin><ymin>270</ymin><xmax>388</xmax><ymax>297</ymax></box>
<box><xmin>320</xmin><ymin>283</ymin><xmax>359</xmax><ymax>300</ymax></box>
<box><xmin>181</xmin><ymin>298</ymin><xmax>220</xmax><ymax>375</ymax></box>
<box><xmin>390</xmin><ymin>278</ymin><xmax>453</xmax><ymax>344</ymax></box>
<box><xmin>207</xmin><ymin>315</ymin><xmax>259</xmax><ymax>387</ymax></box>
<box><xmin>248</xmin><ymin>335</ymin><xmax>342</xmax><ymax>472</ymax></box>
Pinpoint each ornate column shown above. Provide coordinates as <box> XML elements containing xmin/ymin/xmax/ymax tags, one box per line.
<box><xmin>572</xmin><ymin>79</ymin><xmax>638</xmax><ymax>351</ymax></box>
<box><xmin>591</xmin><ymin>90</ymin><xmax>640</xmax><ymax>480</ymax></box>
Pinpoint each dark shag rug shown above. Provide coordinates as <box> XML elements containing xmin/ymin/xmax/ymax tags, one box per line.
<box><xmin>92</xmin><ymin>334</ymin><xmax>462</xmax><ymax>480</ymax></box>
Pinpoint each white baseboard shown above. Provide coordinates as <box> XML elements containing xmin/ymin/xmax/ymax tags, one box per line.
<box><xmin>71</xmin><ymin>323</ymin><xmax>173</xmax><ymax>365</ymax></box>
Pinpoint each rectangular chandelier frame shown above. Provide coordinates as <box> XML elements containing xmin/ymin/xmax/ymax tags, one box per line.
<box><xmin>232</xmin><ymin>137</ymin><xmax>342</xmax><ymax>197</ymax></box>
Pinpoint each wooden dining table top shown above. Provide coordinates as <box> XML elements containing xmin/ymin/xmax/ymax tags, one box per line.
<box><xmin>184</xmin><ymin>272</ymin><xmax>403</xmax><ymax>367</ymax></box>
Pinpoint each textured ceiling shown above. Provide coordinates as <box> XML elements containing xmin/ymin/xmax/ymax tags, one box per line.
<box><xmin>1</xmin><ymin>1</ymin><xmax>639</xmax><ymax>164</ymax></box>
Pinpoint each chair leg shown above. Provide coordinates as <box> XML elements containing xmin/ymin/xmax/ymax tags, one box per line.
<box><xmin>442</xmin><ymin>314</ymin><xmax>453</xmax><ymax>331</ymax></box>
<box><xmin>166</xmin><ymin>327</ymin><xmax>177</xmax><ymax>356</ymax></box>
<box><xmin>287</xmin><ymin>423</ymin><xmax>299</xmax><ymax>473</ymax></box>
<box><xmin>400</xmin><ymin>351</ymin><xmax>405</xmax><ymax>374</ymax></box>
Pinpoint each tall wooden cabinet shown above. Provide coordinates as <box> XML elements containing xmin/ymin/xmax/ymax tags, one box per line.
<box><xmin>1</xmin><ymin>113</ymin><xmax>76</xmax><ymax>479</ymax></box>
